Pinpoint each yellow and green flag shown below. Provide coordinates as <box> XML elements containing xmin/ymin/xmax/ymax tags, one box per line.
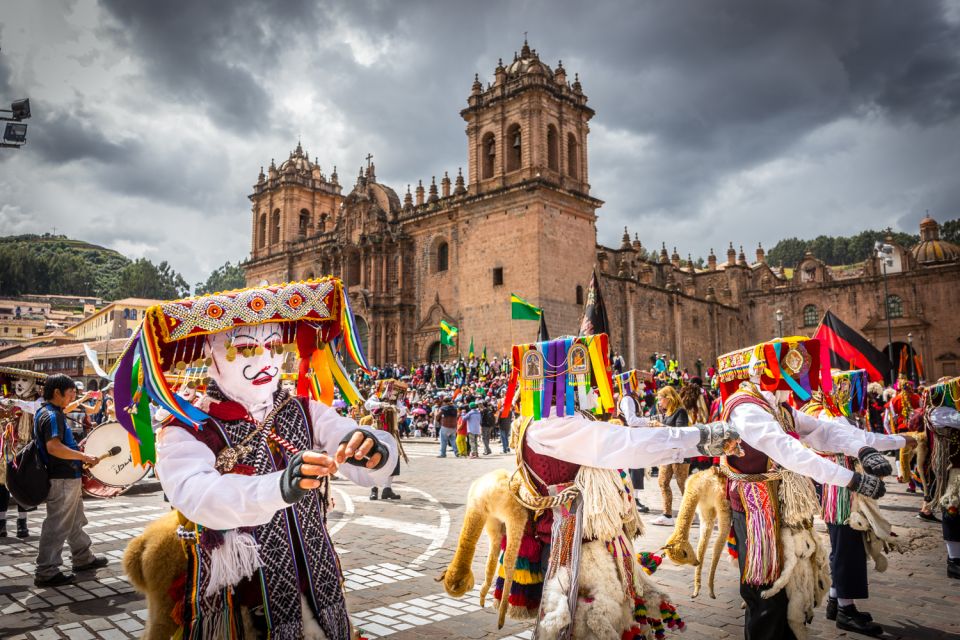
<box><xmin>511</xmin><ymin>293</ymin><xmax>542</xmax><ymax>321</ymax></box>
<box><xmin>440</xmin><ymin>319</ymin><xmax>458</xmax><ymax>347</ymax></box>
<box><xmin>468</xmin><ymin>336</ymin><xmax>475</xmax><ymax>359</ymax></box>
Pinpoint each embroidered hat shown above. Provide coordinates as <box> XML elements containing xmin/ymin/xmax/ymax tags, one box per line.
<box><xmin>500</xmin><ymin>333</ymin><xmax>614</xmax><ymax>420</ymax></box>
<box><xmin>112</xmin><ymin>277</ymin><xmax>369</xmax><ymax>464</ymax></box>
<box><xmin>717</xmin><ymin>336</ymin><xmax>832</xmax><ymax>403</ymax></box>
<box><xmin>831</xmin><ymin>369</ymin><xmax>868</xmax><ymax>418</ymax></box>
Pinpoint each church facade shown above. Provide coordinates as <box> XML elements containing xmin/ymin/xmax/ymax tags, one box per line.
<box><xmin>244</xmin><ymin>42</ymin><xmax>960</xmax><ymax>383</ymax></box>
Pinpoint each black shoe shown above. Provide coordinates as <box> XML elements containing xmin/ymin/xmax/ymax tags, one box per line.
<box><xmin>35</xmin><ymin>572</ymin><xmax>76</xmax><ymax>587</ymax></box>
<box><xmin>826</xmin><ymin>596</ymin><xmax>837</xmax><ymax>621</ymax></box>
<box><xmin>837</xmin><ymin>606</ymin><xmax>883</xmax><ymax>637</ymax></box>
<box><xmin>949</xmin><ymin>558</ymin><xmax>960</xmax><ymax>580</ymax></box>
<box><xmin>16</xmin><ymin>520</ymin><xmax>29</xmax><ymax>538</ymax></box>
<box><xmin>73</xmin><ymin>555</ymin><xmax>108</xmax><ymax>572</ymax></box>
<box><xmin>917</xmin><ymin>511</ymin><xmax>940</xmax><ymax>522</ymax></box>
<box><xmin>370</xmin><ymin>487</ymin><xmax>379</xmax><ymax>501</ymax></box>
<box><xmin>635</xmin><ymin>499</ymin><xmax>650</xmax><ymax>514</ymax></box>
<box><xmin>381</xmin><ymin>487</ymin><xmax>401</xmax><ymax>500</ymax></box>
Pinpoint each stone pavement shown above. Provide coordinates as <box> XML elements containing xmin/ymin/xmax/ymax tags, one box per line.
<box><xmin>1</xmin><ymin>440</ymin><xmax>957</xmax><ymax>639</ymax></box>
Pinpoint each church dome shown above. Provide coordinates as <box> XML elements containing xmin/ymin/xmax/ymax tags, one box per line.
<box><xmin>505</xmin><ymin>41</ymin><xmax>553</xmax><ymax>79</ymax></box>
<box><xmin>911</xmin><ymin>216</ymin><xmax>960</xmax><ymax>264</ymax></box>
<box><xmin>279</xmin><ymin>142</ymin><xmax>314</xmax><ymax>175</ymax></box>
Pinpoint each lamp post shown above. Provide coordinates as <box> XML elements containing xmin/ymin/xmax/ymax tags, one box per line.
<box><xmin>875</xmin><ymin>240</ymin><xmax>896</xmax><ymax>384</ymax></box>
<box><xmin>775</xmin><ymin>308</ymin><xmax>784</xmax><ymax>338</ymax></box>
<box><xmin>907</xmin><ymin>332</ymin><xmax>914</xmax><ymax>385</ymax></box>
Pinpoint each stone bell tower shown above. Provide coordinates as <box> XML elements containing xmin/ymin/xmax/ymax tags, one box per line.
<box><xmin>461</xmin><ymin>39</ymin><xmax>594</xmax><ymax>197</ymax></box>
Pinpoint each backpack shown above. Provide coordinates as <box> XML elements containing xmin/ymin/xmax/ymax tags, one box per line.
<box><xmin>5</xmin><ymin>419</ymin><xmax>50</xmax><ymax>507</ymax></box>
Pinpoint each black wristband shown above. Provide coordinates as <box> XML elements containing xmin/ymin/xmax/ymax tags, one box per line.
<box><xmin>339</xmin><ymin>428</ymin><xmax>389</xmax><ymax>470</ymax></box>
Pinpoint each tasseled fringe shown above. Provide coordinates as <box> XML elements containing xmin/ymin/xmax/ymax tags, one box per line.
<box><xmin>576</xmin><ymin>466</ymin><xmax>630</xmax><ymax>541</ymax></box>
<box><xmin>778</xmin><ymin>470</ymin><xmax>821</xmax><ymax>528</ymax></box>
<box><xmin>205</xmin><ymin>530</ymin><xmax>263</xmax><ymax>597</ymax></box>
<box><xmin>636</xmin><ymin>552</ymin><xmax>662</xmax><ymax>576</ymax></box>
<box><xmin>821</xmin><ymin>483</ymin><xmax>850</xmax><ymax>526</ymax></box>
<box><xmin>938</xmin><ymin>468</ymin><xmax>960</xmax><ymax>514</ymax></box>
<box><xmin>493</xmin><ymin>529</ymin><xmax>544</xmax><ymax>616</ymax></box>
<box><xmin>738</xmin><ymin>482</ymin><xmax>780</xmax><ymax>586</ymax></box>
<box><xmin>725</xmin><ymin>526</ymin><xmax>738</xmax><ymax>560</ymax></box>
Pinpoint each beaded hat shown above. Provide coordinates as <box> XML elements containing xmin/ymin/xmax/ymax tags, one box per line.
<box><xmin>717</xmin><ymin>336</ymin><xmax>832</xmax><ymax>403</ymax></box>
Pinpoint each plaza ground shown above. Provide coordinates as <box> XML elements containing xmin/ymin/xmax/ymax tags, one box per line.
<box><xmin>1</xmin><ymin>440</ymin><xmax>957</xmax><ymax>639</ymax></box>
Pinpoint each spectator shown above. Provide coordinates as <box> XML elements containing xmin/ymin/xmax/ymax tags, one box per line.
<box><xmin>34</xmin><ymin>374</ymin><xmax>108</xmax><ymax>587</ymax></box>
<box><xmin>463</xmin><ymin>402</ymin><xmax>483</xmax><ymax>459</ymax></box>
<box><xmin>437</xmin><ymin>401</ymin><xmax>458</xmax><ymax>458</ymax></box>
<box><xmin>497</xmin><ymin>402</ymin><xmax>514</xmax><ymax>454</ymax></box>
<box><xmin>480</xmin><ymin>401</ymin><xmax>496</xmax><ymax>455</ymax></box>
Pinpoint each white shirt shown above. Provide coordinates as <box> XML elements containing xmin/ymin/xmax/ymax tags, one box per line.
<box><xmin>618</xmin><ymin>395</ymin><xmax>653</xmax><ymax>427</ymax></box>
<box><xmin>156</xmin><ymin>398</ymin><xmax>397</xmax><ymax>530</ymax></box>
<box><xmin>525</xmin><ymin>414</ymin><xmax>701</xmax><ymax>469</ymax></box>
<box><xmin>728</xmin><ymin>390</ymin><xmax>902</xmax><ymax>488</ymax></box>
<box><xmin>812</xmin><ymin>412</ymin><xmax>905</xmax><ymax>453</ymax></box>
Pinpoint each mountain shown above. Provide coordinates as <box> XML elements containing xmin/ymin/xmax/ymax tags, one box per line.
<box><xmin>0</xmin><ymin>234</ymin><xmax>131</xmax><ymax>298</ymax></box>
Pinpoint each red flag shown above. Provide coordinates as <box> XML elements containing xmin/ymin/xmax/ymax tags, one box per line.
<box><xmin>812</xmin><ymin>310</ymin><xmax>891</xmax><ymax>383</ymax></box>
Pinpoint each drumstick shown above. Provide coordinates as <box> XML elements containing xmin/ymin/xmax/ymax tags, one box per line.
<box><xmin>84</xmin><ymin>445</ymin><xmax>122</xmax><ymax>468</ymax></box>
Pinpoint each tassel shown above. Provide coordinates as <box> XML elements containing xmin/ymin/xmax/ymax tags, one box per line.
<box><xmin>778</xmin><ymin>470</ymin><xmax>820</xmax><ymax>528</ymax></box>
<box><xmin>575</xmin><ymin>466</ymin><xmax>628</xmax><ymax>541</ymax></box>
<box><xmin>205</xmin><ymin>530</ymin><xmax>263</xmax><ymax>597</ymax></box>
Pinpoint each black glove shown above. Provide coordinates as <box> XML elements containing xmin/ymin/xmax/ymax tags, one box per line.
<box><xmin>848</xmin><ymin>471</ymin><xmax>886</xmax><ymax>499</ymax></box>
<box><xmin>279</xmin><ymin>451</ymin><xmax>310</xmax><ymax>504</ymax></box>
<box><xmin>858</xmin><ymin>446</ymin><xmax>892</xmax><ymax>477</ymax></box>
<box><xmin>339</xmin><ymin>428</ymin><xmax>389</xmax><ymax>470</ymax></box>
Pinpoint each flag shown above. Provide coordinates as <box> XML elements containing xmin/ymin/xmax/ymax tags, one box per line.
<box><xmin>915</xmin><ymin>354</ymin><xmax>924</xmax><ymax>379</ymax></box>
<box><xmin>511</xmin><ymin>293</ymin><xmax>542</xmax><ymax>321</ymax></box>
<box><xmin>468</xmin><ymin>336</ymin><xmax>475</xmax><ymax>359</ymax></box>
<box><xmin>439</xmin><ymin>320</ymin><xmax>458</xmax><ymax>347</ymax></box>
<box><xmin>578</xmin><ymin>267</ymin><xmax>610</xmax><ymax>337</ymax></box>
<box><xmin>481</xmin><ymin>346</ymin><xmax>487</xmax><ymax>361</ymax></box>
<box><xmin>813</xmin><ymin>310</ymin><xmax>891</xmax><ymax>383</ymax></box>
<box><xmin>537</xmin><ymin>312</ymin><xmax>550</xmax><ymax>342</ymax></box>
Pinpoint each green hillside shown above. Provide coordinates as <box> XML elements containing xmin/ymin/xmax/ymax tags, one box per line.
<box><xmin>0</xmin><ymin>234</ymin><xmax>131</xmax><ymax>297</ymax></box>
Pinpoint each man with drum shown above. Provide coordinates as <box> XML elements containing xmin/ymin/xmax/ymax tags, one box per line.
<box><xmin>34</xmin><ymin>374</ymin><xmax>108</xmax><ymax>587</ymax></box>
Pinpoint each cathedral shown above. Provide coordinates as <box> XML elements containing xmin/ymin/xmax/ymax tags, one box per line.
<box><xmin>244</xmin><ymin>41</ymin><xmax>960</xmax><ymax>383</ymax></box>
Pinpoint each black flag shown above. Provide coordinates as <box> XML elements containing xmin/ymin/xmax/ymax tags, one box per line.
<box><xmin>813</xmin><ymin>310</ymin><xmax>891</xmax><ymax>383</ymax></box>
<box><xmin>537</xmin><ymin>312</ymin><xmax>550</xmax><ymax>342</ymax></box>
<box><xmin>578</xmin><ymin>267</ymin><xmax>610</xmax><ymax>337</ymax></box>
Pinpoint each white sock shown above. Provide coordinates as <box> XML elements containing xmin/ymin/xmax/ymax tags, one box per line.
<box><xmin>382</xmin><ymin>477</ymin><xmax>393</xmax><ymax>489</ymax></box>
<box><xmin>838</xmin><ymin>598</ymin><xmax>855</xmax><ymax>608</ymax></box>
<box><xmin>829</xmin><ymin>587</ymin><xmax>837</xmax><ymax>598</ymax></box>
<box><xmin>947</xmin><ymin>541</ymin><xmax>960</xmax><ymax>559</ymax></box>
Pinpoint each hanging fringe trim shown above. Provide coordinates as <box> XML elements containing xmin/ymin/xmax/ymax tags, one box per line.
<box><xmin>726</xmin><ymin>525</ymin><xmax>739</xmax><ymax>559</ymax></box>
<box><xmin>778</xmin><ymin>469</ymin><xmax>821</xmax><ymax>528</ymax></box>
<box><xmin>575</xmin><ymin>466</ymin><xmax>631</xmax><ymax>542</ymax></box>
<box><xmin>735</xmin><ymin>481</ymin><xmax>780</xmax><ymax>586</ymax></box>
<box><xmin>204</xmin><ymin>530</ymin><xmax>263</xmax><ymax>597</ymax></box>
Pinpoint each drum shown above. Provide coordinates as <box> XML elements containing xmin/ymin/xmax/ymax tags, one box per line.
<box><xmin>79</xmin><ymin>421</ymin><xmax>149</xmax><ymax>498</ymax></box>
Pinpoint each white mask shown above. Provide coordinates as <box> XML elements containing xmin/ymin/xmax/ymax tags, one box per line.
<box><xmin>12</xmin><ymin>377</ymin><xmax>37</xmax><ymax>399</ymax></box>
<box><xmin>206</xmin><ymin>323</ymin><xmax>286</xmax><ymax>412</ymax></box>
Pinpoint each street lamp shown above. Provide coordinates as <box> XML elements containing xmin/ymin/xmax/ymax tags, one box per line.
<box><xmin>907</xmin><ymin>332</ymin><xmax>914</xmax><ymax>385</ymax></box>
<box><xmin>875</xmin><ymin>240</ymin><xmax>896</xmax><ymax>384</ymax></box>
<box><xmin>0</xmin><ymin>98</ymin><xmax>31</xmax><ymax>149</ymax></box>
<box><xmin>775</xmin><ymin>308</ymin><xmax>784</xmax><ymax>338</ymax></box>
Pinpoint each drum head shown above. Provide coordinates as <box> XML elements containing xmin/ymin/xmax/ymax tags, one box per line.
<box><xmin>82</xmin><ymin>421</ymin><xmax>149</xmax><ymax>487</ymax></box>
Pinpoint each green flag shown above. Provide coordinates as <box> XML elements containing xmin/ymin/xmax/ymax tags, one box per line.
<box><xmin>511</xmin><ymin>292</ymin><xmax>542</xmax><ymax>321</ymax></box>
<box><xmin>481</xmin><ymin>346</ymin><xmax>487</xmax><ymax>361</ymax></box>
<box><xmin>468</xmin><ymin>337</ymin><xmax>475</xmax><ymax>359</ymax></box>
<box><xmin>440</xmin><ymin>320</ymin><xmax>458</xmax><ymax>347</ymax></box>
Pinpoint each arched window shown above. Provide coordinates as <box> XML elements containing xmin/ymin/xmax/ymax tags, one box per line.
<box><xmin>575</xmin><ymin>284</ymin><xmax>584</xmax><ymax>306</ymax></box>
<box><xmin>258</xmin><ymin>213</ymin><xmax>267</xmax><ymax>248</ymax></box>
<box><xmin>802</xmin><ymin>304</ymin><xmax>818</xmax><ymax>327</ymax></box>
<box><xmin>482</xmin><ymin>133</ymin><xmax>496</xmax><ymax>179</ymax></box>
<box><xmin>298</xmin><ymin>209</ymin><xmax>310</xmax><ymax>237</ymax></box>
<box><xmin>506</xmin><ymin>124</ymin><xmax>521</xmax><ymax>172</ymax></box>
<box><xmin>547</xmin><ymin>125</ymin><xmax>559</xmax><ymax>171</ymax></box>
<box><xmin>437</xmin><ymin>242</ymin><xmax>449</xmax><ymax>272</ymax></box>
<box><xmin>318</xmin><ymin>213</ymin><xmax>328</xmax><ymax>233</ymax></box>
<box><xmin>346</xmin><ymin>251</ymin><xmax>361</xmax><ymax>286</ymax></box>
<box><xmin>886</xmin><ymin>294</ymin><xmax>903</xmax><ymax>319</ymax></box>
<box><xmin>270</xmin><ymin>209</ymin><xmax>281</xmax><ymax>245</ymax></box>
<box><xmin>566</xmin><ymin>133</ymin><xmax>579</xmax><ymax>179</ymax></box>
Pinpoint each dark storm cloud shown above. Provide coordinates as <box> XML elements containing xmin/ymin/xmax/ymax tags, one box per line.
<box><xmin>29</xmin><ymin>104</ymin><xmax>139</xmax><ymax>164</ymax></box>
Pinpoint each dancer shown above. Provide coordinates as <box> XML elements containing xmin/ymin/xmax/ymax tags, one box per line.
<box><xmin>443</xmin><ymin>333</ymin><xmax>740</xmax><ymax>639</ymax></box>
<box><xmin>0</xmin><ymin>367</ymin><xmax>45</xmax><ymax>538</ymax></box>
<box><xmin>366</xmin><ymin>379</ymin><xmax>408</xmax><ymax>501</ymax></box>
<box><xmin>802</xmin><ymin>369</ymin><xmax>909</xmax><ymax>636</ymax></box>
<box><xmin>923</xmin><ymin>376</ymin><xmax>960</xmax><ymax>580</ymax></box>
<box><xmin>715</xmin><ymin>337</ymin><xmax>892</xmax><ymax>640</ymax></box>
<box><xmin>115</xmin><ymin>277</ymin><xmax>397</xmax><ymax>639</ymax></box>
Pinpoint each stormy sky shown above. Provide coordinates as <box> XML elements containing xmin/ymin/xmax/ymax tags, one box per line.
<box><xmin>1</xmin><ymin>0</ymin><xmax>959</xmax><ymax>285</ymax></box>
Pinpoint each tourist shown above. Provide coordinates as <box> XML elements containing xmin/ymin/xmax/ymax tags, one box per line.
<box><xmin>651</xmin><ymin>385</ymin><xmax>690</xmax><ymax>526</ymax></box>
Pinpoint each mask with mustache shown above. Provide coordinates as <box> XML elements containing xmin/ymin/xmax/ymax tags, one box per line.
<box><xmin>207</xmin><ymin>323</ymin><xmax>285</xmax><ymax>412</ymax></box>
<box><xmin>12</xmin><ymin>377</ymin><xmax>38</xmax><ymax>399</ymax></box>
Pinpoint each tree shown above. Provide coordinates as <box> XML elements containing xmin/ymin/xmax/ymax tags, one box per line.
<box><xmin>766</xmin><ymin>237</ymin><xmax>808</xmax><ymax>268</ymax></box>
<box><xmin>111</xmin><ymin>258</ymin><xmax>190</xmax><ymax>300</ymax></box>
<box><xmin>195</xmin><ymin>261</ymin><xmax>247</xmax><ymax>295</ymax></box>
<box><xmin>941</xmin><ymin>218</ymin><xmax>960</xmax><ymax>245</ymax></box>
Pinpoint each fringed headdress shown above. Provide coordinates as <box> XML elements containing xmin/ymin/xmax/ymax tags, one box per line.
<box><xmin>112</xmin><ymin>277</ymin><xmax>371</xmax><ymax>465</ymax></box>
<box><xmin>830</xmin><ymin>369</ymin><xmax>868</xmax><ymax>419</ymax></box>
<box><xmin>500</xmin><ymin>333</ymin><xmax>614</xmax><ymax>420</ymax></box>
<box><xmin>716</xmin><ymin>336</ymin><xmax>832</xmax><ymax>403</ymax></box>
<box><xmin>614</xmin><ymin>368</ymin><xmax>653</xmax><ymax>399</ymax></box>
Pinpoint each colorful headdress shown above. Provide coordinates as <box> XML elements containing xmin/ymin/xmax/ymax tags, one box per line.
<box><xmin>717</xmin><ymin>336</ymin><xmax>832</xmax><ymax>403</ymax></box>
<box><xmin>927</xmin><ymin>375</ymin><xmax>960</xmax><ymax>410</ymax></box>
<box><xmin>500</xmin><ymin>334</ymin><xmax>614</xmax><ymax>420</ymax></box>
<box><xmin>614</xmin><ymin>369</ymin><xmax>654</xmax><ymax>398</ymax></box>
<box><xmin>0</xmin><ymin>366</ymin><xmax>47</xmax><ymax>392</ymax></box>
<box><xmin>112</xmin><ymin>277</ymin><xmax>370</xmax><ymax>465</ymax></box>
<box><xmin>830</xmin><ymin>369</ymin><xmax>868</xmax><ymax>419</ymax></box>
